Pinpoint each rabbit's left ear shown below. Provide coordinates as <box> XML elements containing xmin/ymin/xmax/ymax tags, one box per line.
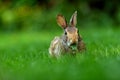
<box><xmin>69</xmin><ymin>11</ymin><xmax>77</xmax><ymax>27</ymax></box>
<box><xmin>57</xmin><ymin>14</ymin><xmax>67</xmax><ymax>29</ymax></box>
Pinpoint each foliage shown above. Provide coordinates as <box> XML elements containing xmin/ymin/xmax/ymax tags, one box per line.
<box><xmin>0</xmin><ymin>28</ymin><xmax>120</xmax><ymax>80</ymax></box>
<box><xmin>0</xmin><ymin>0</ymin><xmax>120</xmax><ymax>32</ymax></box>
<box><xmin>0</xmin><ymin>1</ymin><xmax>120</xmax><ymax>80</ymax></box>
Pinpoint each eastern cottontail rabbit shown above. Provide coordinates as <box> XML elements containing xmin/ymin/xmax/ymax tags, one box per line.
<box><xmin>49</xmin><ymin>11</ymin><xmax>86</xmax><ymax>57</ymax></box>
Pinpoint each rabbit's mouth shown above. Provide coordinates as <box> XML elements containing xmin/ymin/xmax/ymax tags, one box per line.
<box><xmin>70</xmin><ymin>43</ymin><xmax>77</xmax><ymax>51</ymax></box>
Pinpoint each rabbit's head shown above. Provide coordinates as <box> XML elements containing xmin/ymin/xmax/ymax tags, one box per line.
<box><xmin>57</xmin><ymin>11</ymin><xmax>79</xmax><ymax>47</ymax></box>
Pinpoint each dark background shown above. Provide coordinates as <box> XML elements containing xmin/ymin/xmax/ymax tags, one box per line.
<box><xmin>0</xmin><ymin>0</ymin><xmax>120</xmax><ymax>32</ymax></box>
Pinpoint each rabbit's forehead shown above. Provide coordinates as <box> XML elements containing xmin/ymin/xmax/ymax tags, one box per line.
<box><xmin>66</xmin><ymin>27</ymin><xmax>78</xmax><ymax>33</ymax></box>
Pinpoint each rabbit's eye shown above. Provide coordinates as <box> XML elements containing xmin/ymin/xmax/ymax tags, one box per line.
<box><xmin>65</xmin><ymin>32</ymin><xmax>67</xmax><ymax>35</ymax></box>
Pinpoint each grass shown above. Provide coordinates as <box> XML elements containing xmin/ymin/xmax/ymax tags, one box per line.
<box><xmin>0</xmin><ymin>28</ymin><xmax>120</xmax><ymax>80</ymax></box>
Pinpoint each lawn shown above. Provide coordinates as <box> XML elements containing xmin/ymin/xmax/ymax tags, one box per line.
<box><xmin>0</xmin><ymin>28</ymin><xmax>120</xmax><ymax>80</ymax></box>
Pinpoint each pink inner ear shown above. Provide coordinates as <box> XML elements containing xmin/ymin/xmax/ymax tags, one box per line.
<box><xmin>57</xmin><ymin>14</ymin><xmax>67</xmax><ymax>28</ymax></box>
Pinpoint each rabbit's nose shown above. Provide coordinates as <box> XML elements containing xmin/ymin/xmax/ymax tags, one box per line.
<box><xmin>70</xmin><ymin>39</ymin><xmax>77</xmax><ymax>45</ymax></box>
<box><xmin>72</xmin><ymin>38</ymin><xmax>78</xmax><ymax>43</ymax></box>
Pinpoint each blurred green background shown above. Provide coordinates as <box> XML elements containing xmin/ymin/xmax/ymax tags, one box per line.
<box><xmin>0</xmin><ymin>0</ymin><xmax>120</xmax><ymax>80</ymax></box>
<box><xmin>0</xmin><ymin>0</ymin><xmax>120</xmax><ymax>32</ymax></box>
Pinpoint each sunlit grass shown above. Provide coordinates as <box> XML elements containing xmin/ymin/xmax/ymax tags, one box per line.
<box><xmin>0</xmin><ymin>28</ymin><xmax>120</xmax><ymax>80</ymax></box>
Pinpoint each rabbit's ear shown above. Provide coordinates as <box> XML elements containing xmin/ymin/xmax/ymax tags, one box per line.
<box><xmin>57</xmin><ymin>14</ymin><xmax>67</xmax><ymax>29</ymax></box>
<box><xmin>69</xmin><ymin>11</ymin><xmax>77</xmax><ymax>27</ymax></box>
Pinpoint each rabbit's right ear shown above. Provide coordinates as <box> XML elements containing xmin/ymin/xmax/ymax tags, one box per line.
<box><xmin>57</xmin><ymin>14</ymin><xmax>67</xmax><ymax>29</ymax></box>
<box><xmin>69</xmin><ymin>11</ymin><xmax>77</xmax><ymax>27</ymax></box>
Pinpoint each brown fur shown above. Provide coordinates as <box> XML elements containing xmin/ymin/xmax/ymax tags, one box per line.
<box><xmin>66</xmin><ymin>27</ymin><xmax>78</xmax><ymax>44</ymax></box>
<box><xmin>49</xmin><ymin>11</ymin><xmax>86</xmax><ymax>57</ymax></box>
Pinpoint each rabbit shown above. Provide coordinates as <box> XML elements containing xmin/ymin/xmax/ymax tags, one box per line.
<box><xmin>49</xmin><ymin>11</ymin><xmax>86</xmax><ymax>58</ymax></box>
